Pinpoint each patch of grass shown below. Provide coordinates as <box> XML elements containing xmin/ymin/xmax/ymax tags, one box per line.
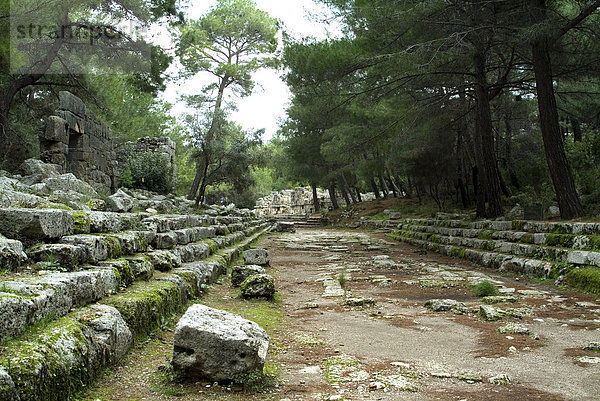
<box><xmin>468</xmin><ymin>280</ymin><xmax>499</xmax><ymax>297</ymax></box>
<box><xmin>565</xmin><ymin>266</ymin><xmax>600</xmax><ymax>296</ymax></box>
<box><xmin>369</xmin><ymin>212</ymin><xmax>390</xmax><ymax>221</ymax></box>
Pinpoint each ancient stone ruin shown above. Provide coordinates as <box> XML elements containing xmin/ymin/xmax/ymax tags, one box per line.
<box><xmin>255</xmin><ymin>186</ymin><xmax>376</xmax><ymax>216</ymax></box>
<box><xmin>0</xmin><ymin>158</ymin><xmax>272</xmax><ymax>400</ymax></box>
<box><xmin>39</xmin><ymin>91</ymin><xmax>117</xmax><ymax>194</ymax></box>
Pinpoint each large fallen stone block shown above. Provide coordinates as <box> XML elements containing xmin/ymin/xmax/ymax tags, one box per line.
<box><xmin>0</xmin><ymin>208</ymin><xmax>74</xmax><ymax>240</ymax></box>
<box><xmin>243</xmin><ymin>248</ymin><xmax>271</xmax><ymax>266</ymax></box>
<box><xmin>172</xmin><ymin>304</ymin><xmax>269</xmax><ymax>382</ymax></box>
<box><xmin>231</xmin><ymin>265</ymin><xmax>266</xmax><ymax>287</ymax></box>
<box><xmin>240</xmin><ymin>274</ymin><xmax>275</xmax><ymax>299</ymax></box>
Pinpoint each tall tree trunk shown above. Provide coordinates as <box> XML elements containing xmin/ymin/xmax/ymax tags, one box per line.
<box><xmin>338</xmin><ymin>175</ymin><xmax>351</xmax><ymax>206</ymax></box>
<box><xmin>370</xmin><ymin>177</ymin><xmax>381</xmax><ymax>199</ymax></box>
<box><xmin>530</xmin><ymin>0</ymin><xmax>584</xmax><ymax>219</ymax></box>
<box><xmin>328</xmin><ymin>180</ymin><xmax>340</xmax><ymax>210</ymax></box>
<box><xmin>571</xmin><ymin>116</ymin><xmax>582</xmax><ymax>142</ymax></box>
<box><xmin>311</xmin><ymin>182</ymin><xmax>320</xmax><ymax>213</ymax></box>
<box><xmin>341</xmin><ymin>172</ymin><xmax>357</xmax><ymax>203</ymax></box>
<box><xmin>354</xmin><ymin>187</ymin><xmax>362</xmax><ymax>202</ymax></box>
<box><xmin>386</xmin><ymin>171</ymin><xmax>400</xmax><ymax>197</ymax></box>
<box><xmin>189</xmin><ymin>75</ymin><xmax>229</xmax><ymax>203</ymax></box>
<box><xmin>504</xmin><ymin>116</ymin><xmax>521</xmax><ymax>189</ymax></box>
<box><xmin>473</xmin><ymin>48</ymin><xmax>504</xmax><ymax>217</ymax></box>
<box><xmin>378</xmin><ymin>172</ymin><xmax>389</xmax><ymax>198</ymax></box>
<box><xmin>187</xmin><ymin>162</ymin><xmax>203</xmax><ymax>200</ymax></box>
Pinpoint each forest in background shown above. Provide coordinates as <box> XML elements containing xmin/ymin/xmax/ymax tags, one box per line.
<box><xmin>1</xmin><ymin>0</ymin><xmax>599</xmax><ymax>218</ymax></box>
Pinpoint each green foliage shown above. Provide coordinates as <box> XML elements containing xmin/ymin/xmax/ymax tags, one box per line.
<box><xmin>468</xmin><ymin>280</ymin><xmax>499</xmax><ymax>297</ymax></box>
<box><xmin>121</xmin><ymin>152</ymin><xmax>173</xmax><ymax>194</ymax></box>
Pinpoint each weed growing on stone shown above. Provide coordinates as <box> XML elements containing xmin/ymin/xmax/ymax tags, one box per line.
<box><xmin>468</xmin><ymin>280</ymin><xmax>498</xmax><ymax>297</ymax></box>
<box><xmin>337</xmin><ymin>270</ymin><xmax>347</xmax><ymax>288</ymax></box>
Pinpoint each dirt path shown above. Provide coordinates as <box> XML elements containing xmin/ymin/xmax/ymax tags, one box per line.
<box><xmin>80</xmin><ymin>227</ymin><xmax>600</xmax><ymax>401</ymax></box>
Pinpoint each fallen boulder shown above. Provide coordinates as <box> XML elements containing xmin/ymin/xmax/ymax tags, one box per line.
<box><xmin>231</xmin><ymin>265</ymin><xmax>266</xmax><ymax>287</ymax></box>
<box><xmin>106</xmin><ymin>189</ymin><xmax>135</xmax><ymax>212</ymax></box>
<box><xmin>240</xmin><ymin>274</ymin><xmax>275</xmax><ymax>299</ymax></box>
<box><xmin>172</xmin><ymin>304</ymin><xmax>269</xmax><ymax>382</ymax></box>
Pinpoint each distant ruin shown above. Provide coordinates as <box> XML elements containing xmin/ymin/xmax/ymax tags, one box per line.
<box><xmin>255</xmin><ymin>187</ymin><xmax>375</xmax><ymax>216</ymax></box>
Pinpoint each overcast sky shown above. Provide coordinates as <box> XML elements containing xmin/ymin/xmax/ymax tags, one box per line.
<box><xmin>159</xmin><ymin>0</ymin><xmax>342</xmax><ymax>141</ymax></box>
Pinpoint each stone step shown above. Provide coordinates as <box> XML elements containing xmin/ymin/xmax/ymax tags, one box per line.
<box><xmin>0</xmin><ymin>222</ymin><xmax>269</xmax><ymax>342</ymax></box>
<box><xmin>26</xmin><ymin>221</ymin><xmax>264</xmax><ymax>269</ymax></box>
<box><xmin>400</xmin><ymin>235</ymin><xmax>554</xmax><ymax>279</ymax></box>
<box><xmin>0</xmin><ymin>225</ymin><xmax>270</xmax><ymax>401</ymax></box>
<box><xmin>400</xmin><ymin>223</ymin><xmax>600</xmax><ymax>267</ymax></box>
<box><xmin>403</xmin><ymin>218</ymin><xmax>600</xmax><ymax>236</ymax></box>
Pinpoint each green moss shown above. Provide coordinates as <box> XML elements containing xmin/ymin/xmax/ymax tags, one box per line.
<box><xmin>512</xmin><ymin>220</ymin><xmax>524</xmax><ymax>231</ymax></box>
<box><xmin>551</xmin><ymin>225</ymin><xmax>571</xmax><ymax>235</ymax></box>
<box><xmin>107</xmin><ymin>260</ymin><xmax>134</xmax><ymax>288</ymax></box>
<box><xmin>203</xmin><ymin>239</ymin><xmax>219</xmax><ymax>254</ymax></box>
<box><xmin>173</xmin><ymin>271</ymin><xmax>200</xmax><ymax>299</ymax></box>
<box><xmin>458</xmin><ymin>248</ymin><xmax>466</xmax><ymax>258</ymax></box>
<box><xmin>478</xmin><ymin>230</ymin><xmax>494</xmax><ymax>240</ymax></box>
<box><xmin>0</xmin><ymin>313</ymin><xmax>94</xmax><ymax>401</ymax></box>
<box><xmin>565</xmin><ymin>266</ymin><xmax>600</xmax><ymax>296</ymax></box>
<box><xmin>102</xmin><ymin>236</ymin><xmax>122</xmax><ymax>259</ymax></box>
<box><xmin>520</xmin><ymin>233</ymin><xmax>535</xmax><ymax>244</ymax></box>
<box><xmin>545</xmin><ymin>234</ymin><xmax>575</xmax><ymax>248</ymax></box>
<box><xmin>72</xmin><ymin>211</ymin><xmax>91</xmax><ymax>234</ymax></box>
<box><xmin>104</xmin><ymin>280</ymin><xmax>182</xmax><ymax>340</ymax></box>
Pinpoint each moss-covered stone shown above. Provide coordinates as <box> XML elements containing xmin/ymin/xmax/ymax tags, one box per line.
<box><xmin>565</xmin><ymin>266</ymin><xmax>600</xmax><ymax>296</ymax></box>
<box><xmin>0</xmin><ymin>315</ymin><xmax>92</xmax><ymax>401</ymax></box>
<box><xmin>104</xmin><ymin>280</ymin><xmax>182</xmax><ymax>339</ymax></box>
<box><xmin>102</xmin><ymin>236</ymin><xmax>122</xmax><ymax>259</ymax></box>
<box><xmin>520</xmin><ymin>233</ymin><xmax>535</xmax><ymax>244</ymax></box>
<box><xmin>545</xmin><ymin>234</ymin><xmax>575</xmax><ymax>248</ymax></box>
<box><xmin>72</xmin><ymin>211</ymin><xmax>91</xmax><ymax>234</ymax></box>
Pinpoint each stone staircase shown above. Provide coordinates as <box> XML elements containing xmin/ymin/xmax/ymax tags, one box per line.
<box><xmin>273</xmin><ymin>214</ymin><xmax>326</xmax><ymax>228</ymax></box>
<box><xmin>0</xmin><ymin>207</ymin><xmax>270</xmax><ymax>401</ymax></box>
<box><xmin>392</xmin><ymin>217</ymin><xmax>600</xmax><ymax>279</ymax></box>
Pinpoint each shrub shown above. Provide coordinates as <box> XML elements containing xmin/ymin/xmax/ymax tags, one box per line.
<box><xmin>121</xmin><ymin>152</ymin><xmax>173</xmax><ymax>194</ymax></box>
<box><xmin>469</xmin><ymin>280</ymin><xmax>498</xmax><ymax>297</ymax></box>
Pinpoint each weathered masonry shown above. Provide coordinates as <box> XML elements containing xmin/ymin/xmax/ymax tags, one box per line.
<box><xmin>39</xmin><ymin>91</ymin><xmax>117</xmax><ymax>193</ymax></box>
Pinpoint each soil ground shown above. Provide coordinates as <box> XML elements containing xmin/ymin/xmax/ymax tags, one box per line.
<box><xmin>78</xmin><ymin>227</ymin><xmax>600</xmax><ymax>401</ymax></box>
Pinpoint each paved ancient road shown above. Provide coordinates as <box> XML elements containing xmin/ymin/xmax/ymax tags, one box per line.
<box><xmin>266</xmin><ymin>228</ymin><xmax>600</xmax><ymax>401</ymax></box>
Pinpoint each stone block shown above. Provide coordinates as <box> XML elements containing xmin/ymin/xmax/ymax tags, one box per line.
<box><xmin>231</xmin><ymin>265</ymin><xmax>266</xmax><ymax>287</ymax></box>
<box><xmin>61</xmin><ymin>234</ymin><xmax>108</xmax><ymax>262</ymax></box>
<box><xmin>28</xmin><ymin>243</ymin><xmax>87</xmax><ymax>270</ymax></box>
<box><xmin>240</xmin><ymin>274</ymin><xmax>275</xmax><ymax>299</ymax></box>
<box><xmin>0</xmin><ymin>235</ymin><xmax>27</xmax><ymax>271</ymax></box>
<box><xmin>40</xmin><ymin>116</ymin><xmax>68</xmax><ymax>144</ymax></box>
<box><xmin>172</xmin><ymin>304</ymin><xmax>269</xmax><ymax>382</ymax></box>
<box><xmin>243</xmin><ymin>248</ymin><xmax>271</xmax><ymax>266</ymax></box>
<box><xmin>0</xmin><ymin>208</ymin><xmax>74</xmax><ymax>240</ymax></box>
<box><xmin>59</xmin><ymin>91</ymin><xmax>87</xmax><ymax>116</ymax></box>
<box><xmin>153</xmin><ymin>232</ymin><xmax>178</xmax><ymax>249</ymax></box>
<box><xmin>567</xmin><ymin>251</ymin><xmax>589</xmax><ymax>265</ymax></box>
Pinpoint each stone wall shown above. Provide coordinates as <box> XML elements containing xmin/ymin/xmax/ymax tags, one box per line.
<box><xmin>39</xmin><ymin>92</ymin><xmax>117</xmax><ymax>194</ymax></box>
